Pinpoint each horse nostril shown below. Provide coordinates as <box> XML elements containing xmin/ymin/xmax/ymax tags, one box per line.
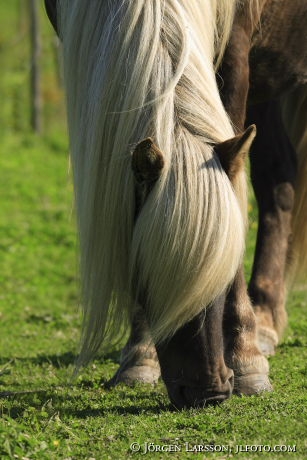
<box><xmin>166</xmin><ymin>368</ymin><xmax>235</xmax><ymax>409</ymax></box>
<box><xmin>228</xmin><ymin>371</ymin><xmax>235</xmax><ymax>392</ymax></box>
<box><xmin>181</xmin><ymin>386</ymin><xmax>231</xmax><ymax>408</ymax></box>
<box><xmin>170</xmin><ymin>380</ymin><xmax>233</xmax><ymax>409</ymax></box>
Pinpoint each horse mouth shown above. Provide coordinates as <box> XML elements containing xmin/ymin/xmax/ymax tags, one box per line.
<box><xmin>168</xmin><ymin>384</ymin><xmax>233</xmax><ymax>410</ymax></box>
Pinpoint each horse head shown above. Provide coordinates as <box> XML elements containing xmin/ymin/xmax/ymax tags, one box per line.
<box><xmin>130</xmin><ymin>126</ymin><xmax>257</xmax><ymax>408</ymax></box>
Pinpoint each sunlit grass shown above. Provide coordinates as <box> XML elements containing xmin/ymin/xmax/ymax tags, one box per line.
<box><xmin>0</xmin><ymin>132</ymin><xmax>307</xmax><ymax>459</ymax></box>
<box><xmin>0</xmin><ymin>3</ymin><xmax>307</xmax><ymax>459</ymax></box>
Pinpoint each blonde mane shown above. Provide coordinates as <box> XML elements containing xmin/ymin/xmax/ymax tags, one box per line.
<box><xmin>59</xmin><ymin>0</ymin><xmax>250</xmax><ymax>365</ymax></box>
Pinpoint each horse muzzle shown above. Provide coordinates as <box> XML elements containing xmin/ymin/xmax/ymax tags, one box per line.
<box><xmin>165</xmin><ymin>370</ymin><xmax>234</xmax><ymax>409</ymax></box>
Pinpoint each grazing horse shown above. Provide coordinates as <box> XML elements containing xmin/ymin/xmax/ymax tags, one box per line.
<box><xmin>45</xmin><ymin>0</ymin><xmax>307</xmax><ymax>409</ymax></box>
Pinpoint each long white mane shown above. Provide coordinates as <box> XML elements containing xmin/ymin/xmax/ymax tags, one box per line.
<box><xmin>59</xmin><ymin>0</ymin><xmax>248</xmax><ymax>365</ymax></box>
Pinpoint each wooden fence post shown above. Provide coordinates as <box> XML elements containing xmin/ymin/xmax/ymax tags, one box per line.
<box><xmin>29</xmin><ymin>0</ymin><xmax>42</xmax><ymax>134</ymax></box>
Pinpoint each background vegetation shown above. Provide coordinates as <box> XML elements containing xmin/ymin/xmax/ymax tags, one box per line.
<box><xmin>0</xmin><ymin>1</ymin><xmax>306</xmax><ymax>459</ymax></box>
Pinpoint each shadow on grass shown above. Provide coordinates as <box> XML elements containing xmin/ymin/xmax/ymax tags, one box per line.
<box><xmin>0</xmin><ymin>349</ymin><xmax>172</xmax><ymax>417</ymax></box>
<box><xmin>0</xmin><ymin>385</ymin><xmax>172</xmax><ymax>418</ymax></box>
<box><xmin>279</xmin><ymin>338</ymin><xmax>306</xmax><ymax>349</ymax></box>
<box><xmin>0</xmin><ymin>350</ymin><xmax>121</xmax><ymax>368</ymax></box>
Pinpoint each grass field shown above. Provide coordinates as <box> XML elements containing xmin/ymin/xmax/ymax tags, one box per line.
<box><xmin>1</xmin><ymin>2</ymin><xmax>307</xmax><ymax>460</ymax></box>
<box><xmin>0</xmin><ymin>133</ymin><xmax>307</xmax><ymax>460</ymax></box>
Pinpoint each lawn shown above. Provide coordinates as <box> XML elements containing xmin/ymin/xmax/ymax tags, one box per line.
<box><xmin>0</xmin><ymin>133</ymin><xmax>307</xmax><ymax>460</ymax></box>
<box><xmin>0</xmin><ymin>2</ymin><xmax>307</xmax><ymax>460</ymax></box>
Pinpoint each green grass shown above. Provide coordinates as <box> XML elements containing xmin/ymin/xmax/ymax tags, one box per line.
<box><xmin>0</xmin><ymin>133</ymin><xmax>307</xmax><ymax>460</ymax></box>
<box><xmin>1</xmin><ymin>2</ymin><xmax>307</xmax><ymax>459</ymax></box>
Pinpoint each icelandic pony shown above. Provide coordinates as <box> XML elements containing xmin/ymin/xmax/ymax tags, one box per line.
<box><xmin>46</xmin><ymin>0</ymin><xmax>273</xmax><ymax>408</ymax></box>
<box><xmin>46</xmin><ymin>0</ymin><xmax>307</xmax><ymax>408</ymax></box>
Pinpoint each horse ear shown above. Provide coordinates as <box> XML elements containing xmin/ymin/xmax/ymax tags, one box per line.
<box><xmin>215</xmin><ymin>124</ymin><xmax>256</xmax><ymax>180</ymax></box>
<box><xmin>132</xmin><ymin>138</ymin><xmax>165</xmax><ymax>184</ymax></box>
